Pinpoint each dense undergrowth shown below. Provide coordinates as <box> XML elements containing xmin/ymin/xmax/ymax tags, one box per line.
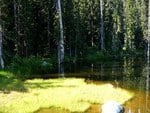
<box><xmin>5</xmin><ymin>55</ymin><xmax>56</xmax><ymax>79</ymax></box>
<box><xmin>84</xmin><ymin>48</ymin><xmax>145</xmax><ymax>64</ymax></box>
<box><xmin>2</xmin><ymin>48</ymin><xmax>145</xmax><ymax>80</ymax></box>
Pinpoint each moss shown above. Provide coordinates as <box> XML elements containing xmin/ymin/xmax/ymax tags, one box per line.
<box><xmin>0</xmin><ymin>78</ymin><xmax>134</xmax><ymax>113</ymax></box>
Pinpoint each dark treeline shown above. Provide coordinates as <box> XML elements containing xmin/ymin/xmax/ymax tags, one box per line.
<box><xmin>0</xmin><ymin>0</ymin><xmax>149</xmax><ymax>75</ymax></box>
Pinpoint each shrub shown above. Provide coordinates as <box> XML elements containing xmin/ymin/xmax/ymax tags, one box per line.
<box><xmin>84</xmin><ymin>47</ymin><xmax>113</xmax><ymax>64</ymax></box>
<box><xmin>9</xmin><ymin>55</ymin><xmax>54</xmax><ymax>79</ymax></box>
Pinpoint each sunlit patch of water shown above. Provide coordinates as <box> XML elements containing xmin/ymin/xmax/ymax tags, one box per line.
<box><xmin>37</xmin><ymin>58</ymin><xmax>150</xmax><ymax>113</ymax></box>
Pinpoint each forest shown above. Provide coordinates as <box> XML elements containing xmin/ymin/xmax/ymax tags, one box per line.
<box><xmin>0</xmin><ymin>0</ymin><xmax>149</xmax><ymax>76</ymax></box>
<box><xmin>0</xmin><ymin>0</ymin><xmax>150</xmax><ymax>113</ymax></box>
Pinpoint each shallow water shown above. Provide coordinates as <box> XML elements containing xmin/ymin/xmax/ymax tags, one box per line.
<box><xmin>37</xmin><ymin>58</ymin><xmax>150</xmax><ymax>113</ymax></box>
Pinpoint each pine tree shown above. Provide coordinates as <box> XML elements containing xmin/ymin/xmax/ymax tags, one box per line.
<box><xmin>111</xmin><ymin>0</ymin><xmax>124</xmax><ymax>52</ymax></box>
<box><xmin>124</xmin><ymin>0</ymin><xmax>136</xmax><ymax>50</ymax></box>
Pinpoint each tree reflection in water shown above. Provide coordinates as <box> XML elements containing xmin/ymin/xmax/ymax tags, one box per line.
<box><xmin>122</xmin><ymin>57</ymin><xmax>150</xmax><ymax>113</ymax></box>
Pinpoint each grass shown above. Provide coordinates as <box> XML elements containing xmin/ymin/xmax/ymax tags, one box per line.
<box><xmin>0</xmin><ymin>71</ymin><xmax>26</xmax><ymax>92</ymax></box>
<box><xmin>0</xmin><ymin>74</ymin><xmax>134</xmax><ymax>113</ymax></box>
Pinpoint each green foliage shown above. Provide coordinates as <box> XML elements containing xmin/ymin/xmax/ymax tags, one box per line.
<box><xmin>9</xmin><ymin>55</ymin><xmax>54</xmax><ymax>79</ymax></box>
<box><xmin>121</xmin><ymin>49</ymin><xmax>145</xmax><ymax>58</ymax></box>
<box><xmin>0</xmin><ymin>71</ymin><xmax>26</xmax><ymax>92</ymax></box>
<box><xmin>84</xmin><ymin>48</ymin><xmax>111</xmax><ymax>64</ymax></box>
<box><xmin>1</xmin><ymin>0</ymin><xmax>148</xmax><ymax>71</ymax></box>
<box><xmin>83</xmin><ymin>47</ymin><xmax>144</xmax><ymax>64</ymax></box>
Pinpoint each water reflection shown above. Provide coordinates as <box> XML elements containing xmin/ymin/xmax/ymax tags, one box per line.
<box><xmin>145</xmin><ymin>55</ymin><xmax>150</xmax><ymax>113</ymax></box>
<box><xmin>124</xmin><ymin>91</ymin><xmax>150</xmax><ymax>113</ymax></box>
<box><xmin>87</xmin><ymin>58</ymin><xmax>150</xmax><ymax>113</ymax></box>
<box><xmin>39</xmin><ymin>58</ymin><xmax>150</xmax><ymax>113</ymax></box>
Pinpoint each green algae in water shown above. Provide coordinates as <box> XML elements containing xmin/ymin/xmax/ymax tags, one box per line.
<box><xmin>0</xmin><ymin>78</ymin><xmax>134</xmax><ymax>113</ymax></box>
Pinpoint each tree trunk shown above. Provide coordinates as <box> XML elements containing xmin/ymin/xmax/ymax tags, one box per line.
<box><xmin>100</xmin><ymin>0</ymin><xmax>104</xmax><ymax>50</ymax></box>
<box><xmin>90</xmin><ymin>0</ymin><xmax>94</xmax><ymax>47</ymax></box>
<box><xmin>146</xmin><ymin>0</ymin><xmax>150</xmax><ymax>98</ymax></box>
<box><xmin>0</xmin><ymin>0</ymin><xmax>4</xmax><ymax>69</ymax></box>
<box><xmin>148</xmin><ymin>0</ymin><xmax>150</xmax><ymax>60</ymax></box>
<box><xmin>47</xmin><ymin>0</ymin><xmax>51</xmax><ymax>53</ymax></box>
<box><xmin>57</xmin><ymin>0</ymin><xmax>64</xmax><ymax>75</ymax></box>
<box><xmin>14</xmin><ymin>0</ymin><xmax>20</xmax><ymax>54</ymax></box>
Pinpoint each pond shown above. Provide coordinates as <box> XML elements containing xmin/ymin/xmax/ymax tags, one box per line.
<box><xmin>37</xmin><ymin>57</ymin><xmax>150</xmax><ymax>113</ymax></box>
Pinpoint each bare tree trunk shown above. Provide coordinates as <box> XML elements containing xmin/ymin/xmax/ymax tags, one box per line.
<box><xmin>57</xmin><ymin>0</ymin><xmax>64</xmax><ymax>75</ymax></box>
<box><xmin>148</xmin><ymin>0</ymin><xmax>150</xmax><ymax>60</ymax></box>
<box><xmin>23</xmin><ymin>0</ymin><xmax>28</xmax><ymax>57</ymax></box>
<box><xmin>74</xmin><ymin>0</ymin><xmax>80</xmax><ymax>63</ymax></box>
<box><xmin>90</xmin><ymin>0</ymin><xmax>94</xmax><ymax>47</ymax></box>
<box><xmin>146</xmin><ymin>0</ymin><xmax>150</xmax><ymax>109</ymax></box>
<box><xmin>147</xmin><ymin>0</ymin><xmax>150</xmax><ymax>87</ymax></box>
<box><xmin>0</xmin><ymin>0</ymin><xmax>4</xmax><ymax>69</ymax></box>
<box><xmin>14</xmin><ymin>0</ymin><xmax>20</xmax><ymax>54</ymax></box>
<box><xmin>100</xmin><ymin>0</ymin><xmax>104</xmax><ymax>50</ymax></box>
<box><xmin>47</xmin><ymin>0</ymin><xmax>51</xmax><ymax>53</ymax></box>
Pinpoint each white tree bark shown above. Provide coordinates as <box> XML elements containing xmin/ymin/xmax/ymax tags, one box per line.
<box><xmin>100</xmin><ymin>0</ymin><xmax>104</xmax><ymax>50</ymax></box>
<box><xmin>146</xmin><ymin>0</ymin><xmax>150</xmax><ymax>104</ymax></box>
<box><xmin>0</xmin><ymin>0</ymin><xmax>4</xmax><ymax>69</ymax></box>
<box><xmin>57</xmin><ymin>0</ymin><xmax>64</xmax><ymax>75</ymax></box>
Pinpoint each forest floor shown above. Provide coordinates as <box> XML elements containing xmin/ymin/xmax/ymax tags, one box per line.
<box><xmin>0</xmin><ymin>71</ymin><xmax>134</xmax><ymax>113</ymax></box>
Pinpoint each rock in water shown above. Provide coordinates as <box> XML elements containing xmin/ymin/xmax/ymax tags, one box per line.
<box><xmin>101</xmin><ymin>101</ymin><xmax>124</xmax><ymax>113</ymax></box>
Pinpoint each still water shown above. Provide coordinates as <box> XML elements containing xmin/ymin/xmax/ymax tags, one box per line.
<box><xmin>38</xmin><ymin>57</ymin><xmax>150</xmax><ymax>113</ymax></box>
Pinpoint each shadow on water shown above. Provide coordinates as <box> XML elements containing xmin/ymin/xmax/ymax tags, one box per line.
<box><xmin>38</xmin><ymin>57</ymin><xmax>150</xmax><ymax>113</ymax></box>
